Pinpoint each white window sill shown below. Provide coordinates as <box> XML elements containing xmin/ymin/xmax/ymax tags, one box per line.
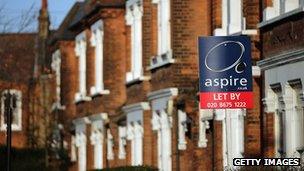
<box><xmin>230</xmin><ymin>29</ymin><xmax>258</xmax><ymax>36</ymax></box>
<box><xmin>148</xmin><ymin>51</ymin><xmax>175</xmax><ymax>70</ymax></box>
<box><xmin>74</xmin><ymin>92</ymin><xmax>91</xmax><ymax>104</ymax></box>
<box><xmin>90</xmin><ymin>86</ymin><xmax>110</xmax><ymax>97</ymax></box>
<box><xmin>258</xmin><ymin>6</ymin><xmax>304</xmax><ymax>28</ymax></box>
<box><xmin>1</xmin><ymin>125</ymin><xmax>22</xmax><ymax>131</ymax></box>
<box><xmin>214</xmin><ymin>28</ymin><xmax>257</xmax><ymax>36</ymax></box>
<box><xmin>126</xmin><ymin>72</ymin><xmax>150</xmax><ymax>85</ymax></box>
<box><xmin>51</xmin><ymin>102</ymin><xmax>66</xmax><ymax>111</ymax></box>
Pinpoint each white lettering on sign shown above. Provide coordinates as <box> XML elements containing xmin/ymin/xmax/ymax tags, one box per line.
<box><xmin>213</xmin><ymin>93</ymin><xmax>241</xmax><ymax>101</ymax></box>
<box><xmin>204</xmin><ymin>76</ymin><xmax>248</xmax><ymax>89</ymax></box>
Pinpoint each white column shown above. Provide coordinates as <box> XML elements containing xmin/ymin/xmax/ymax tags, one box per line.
<box><xmin>90</xmin><ymin>130</ymin><xmax>103</xmax><ymax>169</ymax></box>
<box><xmin>178</xmin><ymin>110</ymin><xmax>187</xmax><ymax>150</ymax></box>
<box><xmin>134</xmin><ymin>122</ymin><xmax>143</xmax><ymax>165</ymax></box>
<box><xmin>283</xmin><ymin>86</ymin><xmax>297</xmax><ymax>157</ymax></box>
<box><xmin>76</xmin><ymin>133</ymin><xmax>87</xmax><ymax>171</ymax></box>
<box><xmin>151</xmin><ymin>111</ymin><xmax>162</xmax><ymax>170</ymax></box>
<box><xmin>118</xmin><ymin>126</ymin><xmax>127</xmax><ymax>159</ymax></box>
<box><xmin>160</xmin><ymin>110</ymin><xmax>172</xmax><ymax>171</ymax></box>
<box><xmin>127</xmin><ymin>123</ymin><xmax>135</xmax><ymax>165</ymax></box>
<box><xmin>107</xmin><ymin>129</ymin><xmax>114</xmax><ymax>160</ymax></box>
<box><xmin>71</xmin><ymin>135</ymin><xmax>77</xmax><ymax>162</ymax></box>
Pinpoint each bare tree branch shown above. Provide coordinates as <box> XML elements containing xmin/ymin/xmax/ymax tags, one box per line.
<box><xmin>0</xmin><ymin>2</ymin><xmax>37</xmax><ymax>33</ymax></box>
<box><xmin>17</xmin><ymin>3</ymin><xmax>37</xmax><ymax>33</ymax></box>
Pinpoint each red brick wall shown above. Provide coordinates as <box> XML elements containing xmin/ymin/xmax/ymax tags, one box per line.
<box><xmin>263</xmin><ymin>112</ymin><xmax>275</xmax><ymax>157</ymax></box>
<box><xmin>0</xmin><ymin>82</ymin><xmax>30</xmax><ymax>148</ymax></box>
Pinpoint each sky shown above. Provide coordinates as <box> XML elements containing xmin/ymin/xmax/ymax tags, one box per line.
<box><xmin>0</xmin><ymin>0</ymin><xmax>77</xmax><ymax>32</ymax></box>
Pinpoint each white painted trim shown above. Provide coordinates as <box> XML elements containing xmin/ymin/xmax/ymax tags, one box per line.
<box><xmin>75</xmin><ymin>31</ymin><xmax>88</xmax><ymax>103</ymax></box>
<box><xmin>125</xmin><ymin>1</ymin><xmax>146</xmax><ymax>84</ymax></box>
<box><xmin>259</xmin><ymin>6</ymin><xmax>304</xmax><ymax>28</ymax></box>
<box><xmin>150</xmin><ymin>0</ymin><xmax>172</xmax><ymax>70</ymax></box>
<box><xmin>198</xmin><ymin>109</ymin><xmax>212</xmax><ymax>148</ymax></box>
<box><xmin>252</xmin><ymin>66</ymin><xmax>261</xmax><ymax>77</ymax></box>
<box><xmin>74</xmin><ymin>92</ymin><xmax>91</xmax><ymax>103</ymax></box>
<box><xmin>125</xmin><ymin>72</ymin><xmax>150</xmax><ymax>85</ymax></box>
<box><xmin>178</xmin><ymin>110</ymin><xmax>187</xmax><ymax>150</ymax></box>
<box><xmin>257</xmin><ymin>49</ymin><xmax>304</xmax><ymax>70</ymax></box>
<box><xmin>107</xmin><ymin>129</ymin><xmax>114</xmax><ymax>160</ymax></box>
<box><xmin>118</xmin><ymin>126</ymin><xmax>127</xmax><ymax>159</ymax></box>
<box><xmin>230</xmin><ymin>29</ymin><xmax>258</xmax><ymax>36</ymax></box>
<box><xmin>147</xmin><ymin>88</ymin><xmax>178</xmax><ymax>101</ymax></box>
<box><xmin>148</xmin><ymin>51</ymin><xmax>175</xmax><ymax>70</ymax></box>
<box><xmin>90</xmin><ymin>87</ymin><xmax>110</xmax><ymax>97</ymax></box>
<box><xmin>51</xmin><ymin>50</ymin><xmax>63</xmax><ymax>108</ymax></box>
<box><xmin>73</xmin><ymin>117</ymin><xmax>90</xmax><ymax>125</ymax></box>
<box><xmin>90</xmin><ymin>20</ymin><xmax>107</xmax><ymax>96</ymax></box>
<box><xmin>122</xmin><ymin>102</ymin><xmax>150</xmax><ymax>113</ymax></box>
<box><xmin>88</xmin><ymin>113</ymin><xmax>108</xmax><ymax>122</ymax></box>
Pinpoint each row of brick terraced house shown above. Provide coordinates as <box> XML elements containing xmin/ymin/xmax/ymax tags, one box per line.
<box><xmin>47</xmin><ymin>0</ymin><xmax>262</xmax><ymax>170</ymax></box>
<box><xmin>2</xmin><ymin>0</ymin><xmax>304</xmax><ymax>170</ymax></box>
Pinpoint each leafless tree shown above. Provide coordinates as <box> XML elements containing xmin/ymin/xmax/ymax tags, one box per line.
<box><xmin>0</xmin><ymin>2</ymin><xmax>37</xmax><ymax>33</ymax></box>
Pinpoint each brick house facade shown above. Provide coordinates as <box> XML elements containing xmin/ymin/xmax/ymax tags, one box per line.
<box><xmin>258</xmin><ymin>0</ymin><xmax>304</xmax><ymax>159</ymax></box>
<box><xmin>1</xmin><ymin>0</ymin><xmax>284</xmax><ymax>170</ymax></box>
<box><xmin>45</xmin><ymin>0</ymin><xmax>266</xmax><ymax>171</ymax></box>
<box><xmin>0</xmin><ymin>34</ymin><xmax>36</xmax><ymax>148</ymax></box>
<box><xmin>4</xmin><ymin>0</ymin><xmax>304</xmax><ymax>170</ymax></box>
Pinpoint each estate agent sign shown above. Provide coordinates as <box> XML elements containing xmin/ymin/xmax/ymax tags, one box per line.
<box><xmin>199</xmin><ymin>36</ymin><xmax>253</xmax><ymax>109</ymax></box>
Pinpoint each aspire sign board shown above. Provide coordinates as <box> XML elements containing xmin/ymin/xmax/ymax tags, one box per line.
<box><xmin>199</xmin><ymin>36</ymin><xmax>253</xmax><ymax>109</ymax></box>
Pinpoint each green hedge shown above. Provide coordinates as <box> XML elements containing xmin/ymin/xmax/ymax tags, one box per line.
<box><xmin>93</xmin><ymin>166</ymin><xmax>158</xmax><ymax>171</ymax></box>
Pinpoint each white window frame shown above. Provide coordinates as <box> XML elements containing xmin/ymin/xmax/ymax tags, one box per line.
<box><xmin>262</xmin><ymin>0</ymin><xmax>304</xmax><ymax>24</ymax></box>
<box><xmin>0</xmin><ymin>89</ymin><xmax>22</xmax><ymax>131</ymax></box>
<box><xmin>125</xmin><ymin>0</ymin><xmax>149</xmax><ymax>84</ymax></box>
<box><xmin>51</xmin><ymin>50</ymin><xmax>65</xmax><ymax>110</ymax></box>
<box><xmin>214</xmin><ymin>0</ymin><xmax>257</xmax><ymax>36</ymax></box>
<box><xmin>75</xmin><ymin>31</ymin><xmax>91</xmax><ymax>103</ymax></box>
<box><xmin>90</xmin><ymin>20</ymin><xmax>110</xmax><ymax>96</ymax></box>
<box><xmin>149</xmin><ymin>0</ymin><xmax>174</xmax><ymax>70</ymax></box>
